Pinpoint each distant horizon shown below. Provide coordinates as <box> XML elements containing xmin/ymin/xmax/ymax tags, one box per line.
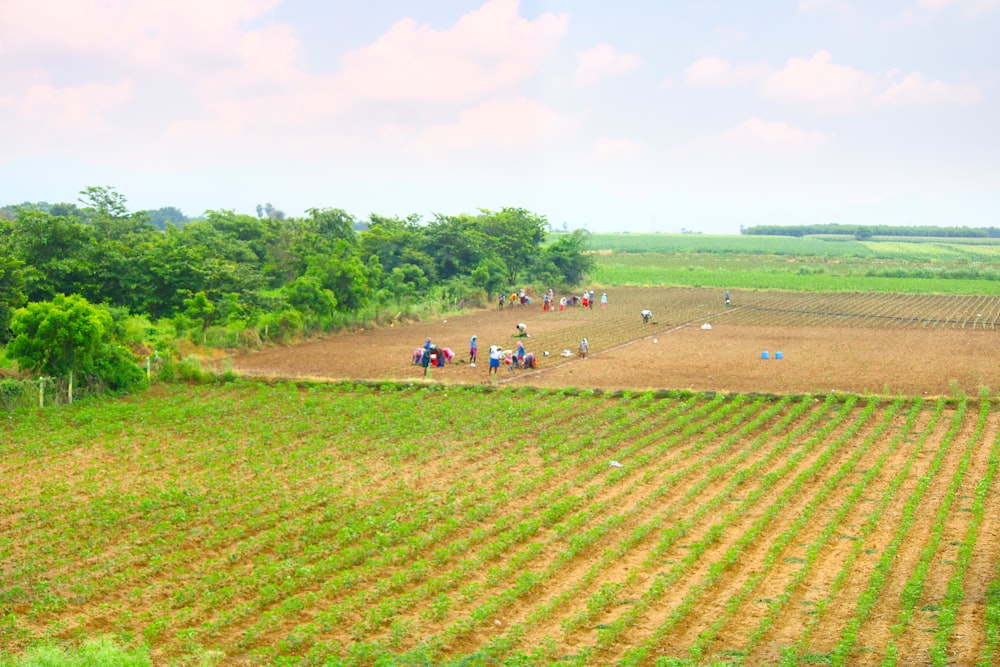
<box><xmin>5</xmin><ymin>191</ymin><xmax>999</xmax><ymax>238</ymax></box>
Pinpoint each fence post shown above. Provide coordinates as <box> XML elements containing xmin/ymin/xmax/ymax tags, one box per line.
<box><xmin>68</xmin><ymin>371</ymin><xmax>73</xmax><ymax>404</ymax></box>
<box><xmin>38</xmin><ymin>377</ymin><xmax>45</xmax><ymax>408</ymax></box>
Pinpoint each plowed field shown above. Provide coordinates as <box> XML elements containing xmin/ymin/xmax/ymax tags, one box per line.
<box><xmin>228</xmin><ymin>287</ymin><xmax>1000</xmax><ymax>397</ymax></box>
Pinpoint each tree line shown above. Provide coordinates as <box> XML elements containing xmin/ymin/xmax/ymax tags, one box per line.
<box><xmin>0</xmin><ymin>186</ymin><xmax>593</xmax><ymax>393</ymax></box>
<box><xmin>742</xmin><ymin>223</ymin><xmax>1000</xmax><ymax>239</ymax></box>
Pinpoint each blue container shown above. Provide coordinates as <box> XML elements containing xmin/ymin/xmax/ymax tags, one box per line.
<box><xmin>761</xmin><ymin>351</ymin><xmax>769</xmax><ymax>360</ymax></box>
<box><xmin>775</xmin><ymin>351</ymin><xmax>783</xmax><ymax>360</ymax></box>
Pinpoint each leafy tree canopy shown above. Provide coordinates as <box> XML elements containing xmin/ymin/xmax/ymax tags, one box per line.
<box><xmin>8</xmin><ymin>294</ymin><xmax>114</xmax><ymax>376</ymax></box>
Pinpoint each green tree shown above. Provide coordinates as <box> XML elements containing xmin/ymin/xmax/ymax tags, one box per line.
<box><xmin>78</xmin><ymin>185</ymin><xmax>155</xmax><ymax>240</ymax></box>
<box><xmin>386</xmin><ymin>263</ymin><xmax>429</xmax><ymax>300</ymax></box>
<box><xmin>147</xmin><ymin>206</ymin><xmax>191</xmax><ymax>230</ymax></box>
<box><xmin>470</xmin><ymin>256</ymin><xmax>508</xmax><ymax>297</ymax></box>
<box><xmin>182</xmin><ymin>291</ymin><xmax>216</xmax><ymax>343</ymax></box>
<box><xmin>424</xmin><ymin>213</ymin><xmax>491</xmax><ymax>280</ymax></box>
<box><xmin>477</xmin><ymin>207</ymin><xmax>548</xmax><ymax>285</ymax></box>
<box><xmin>359</xmin><ymin>214</ymin><xmax>425</xmax><ymax>274</ymax></box>
<box><xmin>305</xmin><ymin>207</ymin><xmax>357</xmax><ymax>243</ymax></box>
<box><xmin>8</xmin><ymin>294</ymin><xmax>113</xmax><ymax>376</ymax></box>
<box><xmin>542</xmin><ymin>229</ymin><xmax>594</xmax><ymax>285</ymax></box>
<box><xmin>306</xmin><ymin>239</ymin><xmax>372</xmax><ymax>311</ymax></box>
<box><xmin>0</xmin><ymin>252</ymin><xmax>26</xmax><ymax>341</ymax></box>
<box><xmin>283</xmin><ymin>275</ymin><xmax>337</xmax><ymax>330</ymax></box>
<box><xmin>5</xmin><ymin>208</ymin><xmax>94</xmax><ymax>301</ymax></box>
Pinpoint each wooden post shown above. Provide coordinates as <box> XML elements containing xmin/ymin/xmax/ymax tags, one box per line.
<box><xmin>68</xmin><ymin>371</ymin><xmax>73</xmax><ymax>404</ymax></box>
<box><xmin>38</xmin><ymin>377</ymin><xmax>45</xmax><ymax>408</ymax></box>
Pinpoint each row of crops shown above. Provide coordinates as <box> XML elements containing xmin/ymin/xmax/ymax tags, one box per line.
<box><xmin>591</xmin><ymin>253</ymin><xmax>1000</xmax><ymax>295</ymax></box>
<box><xmin>730</xmin><ymin>291</ymin><xmax>1000</xmax><ymax>330</ymax></box>
<box><xmin>487</xmin><ymin>289</ymin><xmax>1000</xmax><ymax>372</ymax></box>
<box><xmin>4</xmin><ymin>382</ymin><xmax>1000</xmax><ymax>665</ymax></box>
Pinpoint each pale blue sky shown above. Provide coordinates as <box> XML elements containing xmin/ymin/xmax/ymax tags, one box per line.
<box><xmin>1</xmin><ymin>0</ymin><xmax>997</xmax><ymax>233</ymax></box>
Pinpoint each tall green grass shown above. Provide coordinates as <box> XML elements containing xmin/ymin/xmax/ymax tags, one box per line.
<box><xmin>0</xmin><ymin>638</ymin><xmax>150</xmax><ymax>667</ymax></box>
<box><xmin>591</xmin><ymin>254</ymin><xmax>1000</xmax><ymax>294</ymax></box>
<box><xmin>584</xmin><ymin>233</ymin><xmax>871</xmax><ymax>256</ymax></box>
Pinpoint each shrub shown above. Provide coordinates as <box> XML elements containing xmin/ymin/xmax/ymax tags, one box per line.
<box><xmin>0</xmin><ymin>636</ymin><xmax>151</xmax><ymax>667</ymax></box>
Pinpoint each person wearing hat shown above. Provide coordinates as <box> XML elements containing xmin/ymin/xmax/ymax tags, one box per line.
<box><xmin>469</xmin><ymin>335</ymin><xmax>478</xmax><ymax>367</ymax></box>
<box><xmin>422</xmin><ymin>338</ymin><xmax>432</xmax><ymax>377</ymax></box>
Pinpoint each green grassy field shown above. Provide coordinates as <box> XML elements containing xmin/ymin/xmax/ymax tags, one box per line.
<box><xmin>582</xmin><ymin>233</ymin><xmax>872</xmax><ymax>257</ymax></box>
<box><xmin>590</xmin><ymin>253</ymin><xmax>1000</xmax><ymax>294</ymax></box>
<box><xmin>583</xmin><ymin>233</ymin><xmax>1000</xmax><ymax>260</ymax></box>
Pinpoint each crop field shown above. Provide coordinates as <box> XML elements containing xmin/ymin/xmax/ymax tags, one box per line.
<box><xmin>590</xmin><ymin>254</ymin><xmax>1000</xmax><ymax>295</ymax></box>
<box><xmin>583</xmin><ymin>233</ymin><xmax>1000</xmax><ymax>260</ymax></box>
<box><xmin>6</xmin><ymin>288</ymin><xmax>1000</xmax><ymax>666</ymax></box>
<box><xmin>5</xmin><ymin>382</ymin><xmax>1000</xmax><ymax>666</ymax></box>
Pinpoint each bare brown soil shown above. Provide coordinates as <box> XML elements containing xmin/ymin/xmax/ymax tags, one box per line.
<box><xmin>225</xmin><ymin>289</ymin><xmax>1000</xmax><ymax>398</ymax></box>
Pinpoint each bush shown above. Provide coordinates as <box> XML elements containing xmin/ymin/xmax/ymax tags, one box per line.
<box><xmin>82</xmin><ymin>343</ymin><xmax>146</xmax><ymax>393</ymax></box>
<box><xmin>0</xmin><ymin>378</ymin><xmax>27</xmax><ymax>411</ymax></box>
<box><xmin>256</xmin><ymin>309</ymin><xmax>304</xmax><ymax>344</ymax></box>
<box><xmin>154</xmin><ymin>355</ymin><xmax>213</xmax><ymax>383</ymax></box>
<box><xmin>0</xmin><ymin>636</ymin><xmax>150</xmax><ymax>667</ymax></box>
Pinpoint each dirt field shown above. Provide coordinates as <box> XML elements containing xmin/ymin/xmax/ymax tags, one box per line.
<box><xmin>226</xmin><ymin>288</ymin><xmax>1000</xmax><ymax>398</ymax></box>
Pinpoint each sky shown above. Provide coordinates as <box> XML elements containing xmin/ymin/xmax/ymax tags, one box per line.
<box><xmin>1</xmin><ymin>0</ymin><xmax>998</xmax><ymax>234</ymax></box>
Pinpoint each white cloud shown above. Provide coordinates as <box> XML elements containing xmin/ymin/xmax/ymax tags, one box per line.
<box><xmin>876</xmin><ymin>72</ymin><xmax>983</xmax><ymax>105</ymax></box>
<box><xmin>797</xmin><ymin>0</ymin><xmax>853</xmax><ymax>13</ymax></box>
<box><xmin>17</xmin><ymin>80</ymin><xmax>135</xmax><ymax>132</ymax></box>
<box><xmin>917</xmin><ymin>0</ymin><xmax>1000</xmax><ymax>14</ymax></box>
<box><xmin>674</xmin><ymin>118</ymin><xmax>826</xmax><ymax>167</ymax></box>
<box><xmin>684</xmin><ymin>56</ymin><xmax>770</xmax><ymax>86</ymax></box>
<box><xmin>762</xmin><ymin>51</ymin><xmax>879</xmax><ymax>109</ymax></box>
<box><xmin>407</xmin><ymin>97</ymin><xmax>570</xmax><ymax>154</ymax></box>
<box><xmin>574</xmin><ymin>44</ymin><xmax>642</xmax><ymax>86</ymax></box>
<box><xmin>335</xmin><ymin>0</ymin><xmax>568</xmax><ymax>104</ymax></box>
<box><xmin>720</xmin><ymin>118</ymin><xmax>827</xmax><ymax>149</ymax></box>
<box><xmin>0</xmin><ymin>0</ymin><xmax>572</xmax><ymax>166</ymax></box>
<box><xmin>683</xmin><ymin>50</ymin><xmax>985</xmax><ymax>112</ymax></box>
<box><xmin>591</xmin><ymin>137</ymin><xmax>644</xmax><ymax>160</ymax></box>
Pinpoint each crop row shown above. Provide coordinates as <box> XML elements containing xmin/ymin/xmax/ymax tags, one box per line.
<box><xmin>4</xmin><ymin>383</ymin><xmax>1000</xmax><ymax>665</ymax></box>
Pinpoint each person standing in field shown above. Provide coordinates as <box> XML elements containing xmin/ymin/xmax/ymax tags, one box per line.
<box><xmin>641</xmin><ymin>309</ymin><xmax>653</xmax><ymax>324</ymax></box>
<box><xmin>578</xmin><ymin>337</ymin><xmax>589</xmax><ymax>359</ymax></box>
<box><xmin>489</xmin><ymin>344</ymin><xmax>502</xmax><ymax>378</ymax></box>
<box><xmin>725</xmin><ymin>289</ymin><xmax>731</xmax><ymax>307</ymax></box>
<box><xmin>469</xmin><ymin>335</ymin><xmax>478</xmax><ymax>367</ymax></box>
<box><xmin>600</xmin><ymin>292</ymin><xmax>607</xmax><ymax>307</ymax></box>
<box><xmin>498</xmin><ymin>293</ymin><xmax>505</xmax><ymax>310</ymax></box>
<box><xmin>516</xmin><ymin>340</ymin><xmax>525</xmax><ymax>367</ymax></box>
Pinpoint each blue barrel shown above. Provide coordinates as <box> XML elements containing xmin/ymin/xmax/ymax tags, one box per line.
<box><xmin>761</xmin><ymin>351</ymin><xmax>769</xmax><ymax>360</ymax></box>
<box><xmin>775</xmin><ymin>351</ymin><xmax>783</xmax><ymax>360</ymax></box>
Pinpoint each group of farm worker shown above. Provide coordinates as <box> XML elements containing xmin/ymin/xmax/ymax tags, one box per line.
<box><xmin>499</xmin><ymin>288</ymin><xmax>607</xmax><ymax>312</ymax></box>
<box><xmin>421</xmin><ymin>287</ymin><xmax>735</xmax><ymax>378</ymax></box>
<box><xmin>417</xmin><ymin>326</ymin><xmax>539</xmax><ymax>379</ymax></box>
<box><xmin>417</xmin><ymin>289</ymin><xmax>733</xmax><ymax>378</ymax></box>
<box><xmin>414</xmin><ymin>338</ymin><xmax>457</xmax><ymax>377</ymax></box>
